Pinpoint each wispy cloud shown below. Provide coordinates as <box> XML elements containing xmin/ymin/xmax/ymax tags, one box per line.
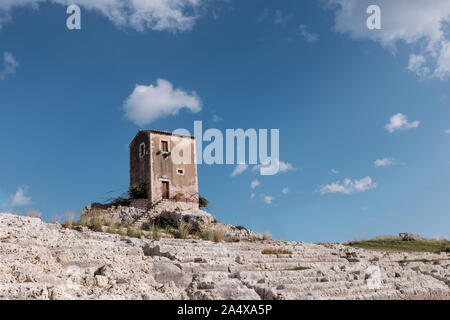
<box><xmin>231</xmin><ymin>164</ymin><xmax>248</xmax><ymax>177</ymax></box>
<box><xmin>263</xmin><ymin>195</ymin><xmax>274</xmax><ymax>204</ymax></box>
<box><xmin>385</xmin><ymin>113</ymin><xmax>420</xmax><ymax>133</ymax></box>
<box><xmin>299</xmin><ymin>24</ymin><xmax>319</xmax><ymax>43</ymax></box>
<box><xmin>281</xmin><ymin>187</ymin><xmax>290</xmax><ymax>194</ymax></box>
<box><xmin>257</xmin><ymin>8</ymin><xmax>269</xmax><ymax>23</ymax></box>
<box><xmin>250</xmin><ymin>180</ymin><xmax>260</xmax><ymax>189</ymax></box>
<box><xmin>252</xmin><ymin>161</ymin><xmax>296</xmax><ymax>175</ymax></box>
<box><xmin>273</xmin><ymin>10</ymin><xmax>292</xmax><ymax>26</ymax></box>
<box><xmin>0</xmin><ymin>52</ymin><xmax>19</xmax><ymax>80</ymax></box>
<box><xmin>330</xmin><ymin>169</ymin><xmax>339</xmax><ymax>175</ymax></box>
<box><xmin>319</xmin><ymin>176</ymin><xmax>377</xmax><ymax>195</ymax></box>
<box><xmin>445</xmin><ymin>129</ymin><xmax>450</xmax><ymax>134</ymax></box>
<box><xmin>8</xmin><ymin>186</ymin><xmax>32</xmax><ymax>207</ymax></box>
<box><xmin>123</xmin><ymin>78</ymin><xmax>201</xmax><ymax>126</ymax></box>
<box><xmin>212</xmin><ymin>114</ymin><xmax>223</xmax><ymax>122</ymax></box>
<box><xmin>374</xmin><ymin>157</ymin><xmax>405</xmax><ymax>167</ymax></box>
<box><xmin>0</xmin><ymin>0</ymin><xmax>206</xmax><ymax>32</ymax></box>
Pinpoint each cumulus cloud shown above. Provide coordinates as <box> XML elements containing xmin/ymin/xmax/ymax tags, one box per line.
<box><xmin>325</xmin><ymin>0</ymin><xmax>450</xmax><ymax>78</ymax></box>
<box><xmin>299</xmin><ymin>24</ymin><xmax>319</xmax><ymax>43</ymax></box>
<box><xmin>263</xmin><ymin>195</ymin><xmax>274</xmax><ymax>204</ymax></box>
<box><xmin>124</xmin><ymin>78</ymin><xmax>201</xmax><ymax>126</ymax></box>
<box><xmin>0</xmin><ymin>0</ymin><xmax>205</xmax><ymax>32</ymax></box>
<box><xmin>250</xmin><ymin>180</ymin><xmax>260</xmax><ymax>189</ymax></box>
<box><xmin>407</xmin><ymin>54</ymin><xmax>430</xmax><ymax>78</ymax></box>
<box><xmin>252</xmin><ymin>161</ymin><xmax>296</xmax><ymax>174</ymax></box>
<box><xmin>0</xmin><ymin>52</ymin><xmax>18</xmax><ymax>80</ymax></box>
<box><xmin>385</xmin><ymin>113</ymin><xmax>420</xmax><ymax>133</ymax></box>
<box><xmin>231</xmin><ymin>164</ymin><xmax>248</xmax><ymax>177</ymax></box>
<box><xmin>319</xmin><ymin>176</ymin><xmax>377</xmax><ymax>195</ymax></box>
<box><xmin>8</xmin><ymin>187</ymin><xmax>32</xmax><ymax>207</ymax></box>
<box><xmin>250</xmin><ymin>193</ymin><xmax>256</xmax><ymax>199</ymax></box>
<box><xmin>281</xmin><ymin>187</ymin><xmax>290</xmax><ymax>194</ymax></box>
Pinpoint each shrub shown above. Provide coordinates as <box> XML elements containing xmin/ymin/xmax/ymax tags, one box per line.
<box><xmin>107</xmin><ymin>226</ymin><xmax>118</xmax><ymax>234</ymax></box>
<box><xmin>127</xmin><ymin>227</ymin><xmax>142</xmax><ymax>238</ymax></box>
<box><xmin>110</xmin><ymin>197</ymin><xmax>131</xmax><ymax>207</ymax></box>
<box><xmin>199</xmin><ymin>196</ymin><xmax>209</xmax><ymax>209</ymax></box>
<box><xmin>91</xmin><ymin>218</ymin><xmax>103</xmax><ymax>232</ymax></box>
<box><xmin>200</xmin><ymin>228</ymin><xmax>225</xmax><ymax>243</ymax></box>
<box><xmin>263</xmin><ymin>232</ymin><xmax>271</xmax><ymax>241</ymax></box>
<box><xmin>129</xmin><ymin>184</ymin><xmax>147</xmax><ymax>199</ymax></box>
<box><xmin>174</xmin><ymin>223</ymin><xmax>190</xmax><ymax>239</ymax></box>
<box><xmin>26</xmin><ymin>209</ymin><xmax>42</xmax><ymax>219</ymax></box>
<box><xmin>64</xmin><ymin>211</ymin><xmax>75</xmax><ymax>229</ymax></box>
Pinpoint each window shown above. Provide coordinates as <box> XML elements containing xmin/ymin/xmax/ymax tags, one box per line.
<box><xmin>139</xmin><ymin>143</ymin><xmax>145</xmax><ymax>158</ymax></box>
<box><xmin>161</xmin><ymin>140</ymin><xmax>169</xmax><ymax>152</ymax></box>
<box><xmin>177</xmin><ymin>168</ymin><xmax>184</xmax><ymax>175</ymax></box>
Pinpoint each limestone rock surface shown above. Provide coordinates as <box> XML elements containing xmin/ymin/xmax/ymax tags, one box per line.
<box><xmin>0</xmin><ymin>213</ymin><xmax>449</xmax><ymax>300</ymax></box>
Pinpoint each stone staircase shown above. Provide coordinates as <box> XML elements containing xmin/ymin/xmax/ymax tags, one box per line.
<box><xmin>131</xmin><ymin>198</ymin><xmax>167</xmax><ymax>228</ymax></box>
<box><xmin>143</xmin><ymin>239</ymin><xmax>450</xmax><ymax>300</ymax></box>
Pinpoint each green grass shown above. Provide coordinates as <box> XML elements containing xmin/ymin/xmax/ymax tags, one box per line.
<box><xmin>289</xmin><ymin>266</ymin><xmax>310</xmax><ymax>271</ymax></box>
<box><xmin>347</xmin><ymin>237</ymin><xmax>450</xmax><ymax>253</ymax></box>
<box><xmin>397</xmin><ymin>258</ymin><xmax>450</xmax><ymax>264</ymax></box>
<box><xmin>261</xmin><ymin>248</ymin><xmax>293</xmax><ymax>255</ymax></box>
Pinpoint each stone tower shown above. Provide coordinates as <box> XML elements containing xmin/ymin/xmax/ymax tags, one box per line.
<box><xmin>129</xmin><ymin>130</ymin><xmax>199</xmax><ymax>210</ymax></box>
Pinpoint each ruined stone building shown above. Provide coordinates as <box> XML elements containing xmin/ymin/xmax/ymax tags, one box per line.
<box><xmin>129</xmin><ymin>130</ymin><xmax>199</xmax><ymax>211</ymax></box>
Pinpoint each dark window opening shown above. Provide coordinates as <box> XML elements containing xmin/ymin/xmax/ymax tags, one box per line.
<box><xmin>139</xmin><ymin>143</ymin><xmax>145</xmax><ymax>157</ymax></box>
<box><xmin>161</xmin><ymin>140</ymin><xmax>169</xmax><ymax>152</ymax></box>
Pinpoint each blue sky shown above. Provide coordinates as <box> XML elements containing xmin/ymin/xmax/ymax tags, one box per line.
<box><xmin>0</xmin><ymin>0</ymin><xmax>449</xmax><ymax>242</ymax></box>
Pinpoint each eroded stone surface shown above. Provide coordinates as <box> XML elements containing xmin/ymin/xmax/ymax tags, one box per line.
<box><xmin>0</xmin><ymin>213</ymin><xmax>449</xmax><ymax>300</ymax></box>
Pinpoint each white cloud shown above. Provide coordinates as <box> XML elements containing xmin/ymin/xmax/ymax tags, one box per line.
<box><xmin>252</xmin><ymin>161</ymin><xmax>296</xmax><ymax>174</ymax></box>
<box><xmin>263</xmin><ymin>195</ymin><xmax>274</xmax><ymax>204</ymax></box>
<box><xmin>273</xmin><ymin>9</ymin><xmax>291</xmax><ymax>26</ymax></box>
<box><xmin>407</xmin><ymin>54</ymin><xmax>430</xmax><ymax>78</ymax></box>
<box><xmin>299</xmin><ymin>24</ymin><xmax>319</xmax><ymax>43</ymax></box>
<box><xmin>250</xmin><ymin>193</ymin><xmax>256</xmax><ymax>199</ymax></box>
<box><xmin>330</xmin><ymin>169</ymin><xmax>339</xmax><ymax>175</ymax></box>
<box><xmin>124</xmin><ymin>78</ymin><xmax>201</xmax><ymax>126</ymax></box>
<box><xmin>325</xmin><ymin>0</ymin><xmax>450</xmax><ymax>78</ymax></box>
<box><xmin>212</xmin><ymin>114</ymin><xmax>223</xmax><ymax>122</ymax></box>
<box><xmin>231</xmin><ymin>164</ymin><xmax>248</xmax><ymax>177</ymax></box>
<box><xmin>281</xmin><ymin>187</ymin><xmax>290</xmax><ymax>194</ymax></box>
<box><xmin>319</xmin><ymin>176</ymin><xmax>377</xmax><ymax>195</ymax></box>
<box><xmin>374</xmin><ymin>157</ymin><xmax>397</xmax><ymax>167</ymax></box>
<box><xmin>8</xmin><ymin>187</ymin><xmax>32</xmax><ymax>207</ymax></box>
<box><xmin>445</xmin><ymin>129</ymin><xmax>450</xmax><ymax>134</ymax></box>
<box><xmin>0</xmin><ymin>0</ymin><xmax>205</xmax><ymax>32</ymax></box>
<box><xmin>0</xmin><ymin>51</ymin><xmax>18</xmax><ymax>80</ymax></box>
<box><xmin>385</xmin><ymin>113</ymin><xmax>420</xmax><ymax>133</ymax></box>
<box><xmin>250</xmin><ymin>180</ymin><xmax>260</xmax><ymax>189</ymax></box>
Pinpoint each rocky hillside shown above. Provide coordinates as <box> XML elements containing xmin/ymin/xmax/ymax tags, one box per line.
<box><xmin>0</xmin><ymin>213</ymin><xmax>449</xmax><ymax>300</ymax></box>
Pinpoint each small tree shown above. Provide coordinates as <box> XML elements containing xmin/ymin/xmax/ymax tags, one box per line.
<box><xmin>129</xmin><ymin>184</ymin><xmax>147</xmax><ymax>199</ymax></box>
<box><xmin>199</xmin><ymin>196</ymin><xmax>209</xmax><ymax>209</ymax></box>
